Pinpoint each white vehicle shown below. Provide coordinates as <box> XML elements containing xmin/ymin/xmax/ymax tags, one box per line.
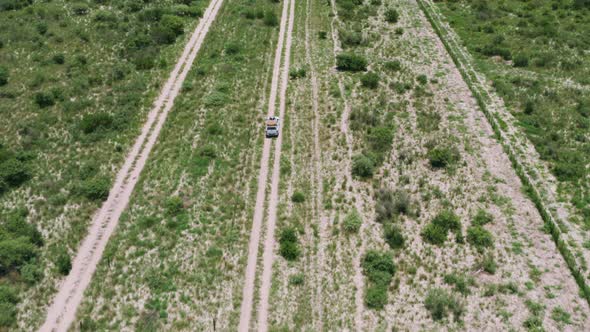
<box><xmin>265</xmin><ymin>116</ymin><xmax>280</xmax><ymax>138</ymax></box>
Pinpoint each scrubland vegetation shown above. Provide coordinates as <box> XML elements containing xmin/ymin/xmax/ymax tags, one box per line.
<box><xmin>436</xmin><ymin>0</ymin><xmax>590</xmax><ymax>227</ymax></box>
<box><xmin>0</xmin><ymin>0</ymin><xmax>205</xmax><ymax>329</ymax></box>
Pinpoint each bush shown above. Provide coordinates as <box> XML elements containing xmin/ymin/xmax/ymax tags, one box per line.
<box><xmin>289</xmin><ymin>273</ymin><xmax>304</xmax><ymax>286</ymax></box>
<box><xmin>336</xmin><ymin>53</ymin><xmax>367</xmax><ymax>72</ymax></box>
<box><xmin>72</xmin><ymin>3</ymin><xmax>89</xmax><ymax>15</ymax></box>
<box><xmin>152</xmin><ymin>26</ymin><xmax>177</xmax><ymax>45</ymax></box>
<box><xmin>424</xmin><ymin>288</ymin><xmax>464</xmax><ymax>321</ymax></box>
<box><xmin>427</xmin><ymin>146</ymin><xmax>461</xmax><ymax>169</ymax></box>
<box><xmin>352</xmin><ymin>154</ymin><xmax>374</xmax><ymax>178</ymax></box>
<box><xmin>375</xmin><ymin>189</ymin><xmax>410</xmax><ymax>223</ymax></box>
<box><xmin>472</xmin><ymin>209</ymin><xmax>493</xmax><ymax>226</ymax></box>
<box><xmin>79</xmin><ymin>113</ymin><xmax>114</xmax><ymax>134</ymax></box>
<box><xmin>361</xmin><ymin>72</ymin><xmax>379</xmax><ymax>89</ymax></box>
<box><xmin>55</xmin><ymin>246</ymin><xmax>71</xmax><ymax>275</ymax></box>
<box><xmin>161</xmin><ymin>15</ymin><xmax>184</xmax><ymax>35</ymax></box>
<box><xmin>343</xmin><ymin>209</ymin><xmax>362</xmax><ymax>233</ymax></box>
<box><xmin>0</xmin><ymin>66</ymin><xmax>8</xmax><ymax>86</ymax></box>
<box><xmin>79</xmin><ymin>177</ymin><xmax>110</xmax><ymax>201</ymax></box>
<box><xmin>384</xmin><ymin>60</ymin><xmax>401</xmax><ymax>71</ymax></box>
<box><xmin>164</xmin><ymin>196</ymin><xmax>184</xmax><ymax>216</ymax></box>
<box><xmin>444</xmin><ymin>273</ymin><xmax>475</xmax><ymax>295</ymax></box>
<box><xmin>362</xmin><ymin>250</ymin><xmax>396</xmax><ymax>309</ymax></box>
<box><xmin>421</xmin><ymin>223</ymin><xmax>447</xmax><ymax>245</ymax></box>
<box><xmin>383</xmin><ymin>223</ymin><xmax>404</xmax><ymax>249</ymax></box>
<box><xmin>417</xmin><ymin>74</ymin><xmax>428</xmax><ymax>85</ymax></box>
<box><xmin>53</xmin><ymin>53</ymin><xmax>65</xmax><ymax>65</ymax></box>
<box><xmin>279</xmin><ymin>227</ymin><xmax>300</xmax><ymax>261</ymax></box>
<box><xmin>289</xmin><ymin>68</ymin><xmax>306</xmax><ymax>79</ymax></box>
<box><xmin>466</xmin><ymin>226</ymin><xmax>494</xmax><ymax>249</ymax></box>
<box><xmin>384</xmin><ymin>8</ymin><xmax>399</xmax><ymax>23</ymax></box>
<box><xmin>0</xmin><ymin>158</ymin><xmax>30</xmax><ymax>187</ymax></box>
<box><xmin>291</xmin><ymin>191</ymin><xmax>305</xmax><ymax>203</ymax></box>
<box><xmin>0</xmin><ymin>302</ymin><xmax>16</xmax><ymax>327</ymax></box>
<box><xmin>21</xmin><ymin>261</ymin><xmax>43</xmax><ymax>284</ymax></box>
<box><xmin>513</xmin><ymin>54</ymin><xmax>529</xmax><ymax>67</ymax></box>
<box><xmin>0</xmin><ymin>237</ymin><xmax>37</xmax><ymax>273</ymax></box>
<box><xmin>480</xmin><ymin>254</ymin><xmax>497</xmax><ymax>274</ymax></box>
<box><xmin>339</xmin><ymin>30</ymin><xmax>364</xmax><ymax>47</ymax></box>
<box><xmin>263</xmin><ymin>11</ymin><xmax>278</xmax><ymax>26</ymax></box>
<box><xmin>224</xmin><ymin>42</ymin><xmax>241</xmax><ymax>55</ymax></box>
<box><xmin>368</xmin><ymin>126</ymin><xmax>394</xmax><ymax>152</ymax></box>
<box><xmin>365</xmin><ymin>284</ymin><xmax>388</xmax><ymax>309</ymax></box>
<box><xmin>433</xmin><ymin>210</ymin><xmax>461</xmax><ymax>232</ymax></box>
<box><xmin>34</xmin><ymin>91</ymin><xmax>55</xmax><ymax>108</ymax></box>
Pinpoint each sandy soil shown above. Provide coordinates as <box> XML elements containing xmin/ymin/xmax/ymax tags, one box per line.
<box><xmin>37</xmin><ymin>0</ymin><xmax>225</xmax><ymax>330</ymax></box>
<box><xmin>237</xmin><ymin>0</ymin><xmax>296</xmax><ymax>330</ymax></box>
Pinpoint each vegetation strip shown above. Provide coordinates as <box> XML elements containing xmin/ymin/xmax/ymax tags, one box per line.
<box><xmin>38</xmin><ymin>0</ymin><xmax>224</xmax><ymax>330</ymax></box>
<box><xmin>237</xmin><ymin>0</ymin><xmax>293</xmax><ymax>329</ymax></box>
<box><xmin>417</xmin><ymin>0</ymin><xmax>590</xmax><ymax>305</ymax></box>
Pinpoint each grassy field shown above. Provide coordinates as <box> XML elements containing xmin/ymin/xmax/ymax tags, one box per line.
<box><xmin>0</xmin><ymin>0</ymin><xmax>209</xmax><ymax>329</ymax></box>
<box><xmin>71</xmin><ymin>0</ymin><xmax>283</xmax><ymax>329</ymax></box>
<box><xmin>435</xmin><ymin>0</ymin><xmax>590</xmax><ymax>228</ymax></box>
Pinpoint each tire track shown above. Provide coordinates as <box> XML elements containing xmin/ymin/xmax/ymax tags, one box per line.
<box><xmin>237</xmin><ymin>0</ymin><xmax>294</xmax><ymax>329</ymax></box>
<box><xmin>38</xmin><ymin>0</ymin><xmax>225</xmax><ymax>330</ymax></box>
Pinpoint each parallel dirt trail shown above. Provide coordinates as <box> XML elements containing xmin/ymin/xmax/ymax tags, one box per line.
<box><xmin>38</xmin><ymin>0</ymin><xmax>224</xmax><ymax>330</ymax></box>
<box><xmin>237</xmin><ymin>0</ymin><xmax>295</xmax><ymax>330</ymax></box>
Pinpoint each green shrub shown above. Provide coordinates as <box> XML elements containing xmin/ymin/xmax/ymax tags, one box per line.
<box><xmin>0</xmin><ymin>237</ymin><xmax>37</xmax><ymax>273</ymax></box>
<box><xmin>55</xmin><ymin>246</ymin><xmax>71</xmax><ymax>275</ymax></box>
<box><xmin>291</xmin><ymin>191</ymin><xmax>305</xmax><ymax>203</ymax></box>
<box><xmin>417</xmin><ymin>74</ymin><xmax>428</xmax><ymax>85</ymax></box>
<box><xmin>336</xmin><ymin>53</ymin><xmax>367</xmax><ymax>72</ymax></box>
<box><xmin>343</xmin><ymin>209</ymin><xmax>362</xmax><ymax>233</ymax></box>
<box><xmin>513</xmin><ymin>54</ymin><xmax>529</xmax><ymax>67</ymax></box>
<box><xmin>279</xmin><ymin>227</ymin><xmax>300</xmax><ymax>261</ymax></box>
<box><xmin>384</xmin><ymin>8</ymin><xmax>399</xmax><ymax>23</ymax></box>
<box><xmin>0</xmin><ymin>66</ymin><xmax>8</xmax><ymax>86</ymax></box>
<box><xmin>161</xmin><ymin>15</ymin><xmax>184</xmax><ymax>35</ymax></box>
<box><xmin>375</xmin><ymin>189</ymin><xmax>410</xmax><ymax>223</ymax></box>
<box><xmin>0</xmin><ymin>302</ymin><xmax>17</xmax><ymax>327</ymax></box>
<box><xmin>361</xmin><ymin>72</ymin><xmax>380</xmax><ymax>89</ymax></box>
<box><xmin>472</xmin><ymin>209</ymin><xmax>493</xmax><ymax>226</ymax></box>
<box><xmin>0</xmin><ymin>158</ymin><xmax>30</xmax><ymax>188</ymax></box>
<box><xmin>164</xmin><ymin>196</ymin><xmax>184</xmax><ymax>216</ymax></box>
<box><xmin>466</xmin><ymin>226</ymin><xmax>494</xmax><ymax>249</ymax></box>
<box><xmin>289</xmin><ymin>273</ymin><xmax>304</xmax><ymax>286</ymax></box>
<box><xmin>362</xmin><ymin>250</ymin><xmax>395</xmax><ymax>310</ymax></box>
<box><xmin>383</xmin><ymin>223</ymin><xmax>404</xmax><ymax>249</ymax></box>
<box><xmin>72</xmin><ymin>3</ymin><xmax>89</xmax><ymax>15</ymax></box>
<box><xmin>433</xmin><ymin>210</ymin><xmax>461</xmax><ymax>232</ymax></box>
<box><xmin>339</xmin><ymin>29</ymin><xmax>364</xmax><ymax>47</ymax></box>
<box><xmin>480</xmin><ymin>254</ymin><xmax>497</xmax><ymax>274</ymax></box>
<box><xmin>368</xmin><ymin>126</ymin><xmax>393</xmax><ymax>152</ymax></box>
<box><xmin>21</xmin><ymin>260</ymin><xmax>43</xmax><ymax>284</ymax></box>
<box><xmin>362</xmin><ymin>250</ymin><xmax>396</xmax><ymax>284</ymax></box>
<box><xmin>444</xmin><ymin>273</ymin><xmax>475</xmax><ymax>295</ymax></box>
<box><xmin>384</xmin><ymin>60</ymin><xmax>401</xmax><ymax>71</ymax></box>
<box><xmin>34</xmin><ymin>91</ymin><xmax>55</xmax><ymax>108</ymax></box>
<box><xmin>53</xmin><ymin>53</ymin><xmax>65</xmax><ymax>65</ymax></box>
<box><xmin>263</xmin><ymin>11</ymin><xmax>278</xmax><ymax>26</ymax></box>
<box><xmin>424</xmin><ymin>288</ymin><xmax>464</xmax><ymax>321</ymax></box>
<box><xmin>352</xmin><ymin>154</ymin><xmax>374</xmax><ymax>178</ymax></box>
<box><xmin>79</xmin><ymin>113</ymin><xmax>114</xmax><ymax>134</ymax></box>
<box><xmin>225</xmin><ymin>42</ymin><xmax>241</xmax><ymax>55</ymax></box>
<box><xmin>427</xmin><ymin>146</ymin><xmax>461</xmax><ymax>169</ymax></box>
<box><xmin>289</xmin><ymin>68</ymin><xmax>306</xmax><ymax>79</ymax></box>
<box><xmin>365</xmin><ymin>284</ymin><xmax>388</xmax><ymax>309</ymax></box>
<box><xmin>79</xmin><ymin>177</ymin><xmax>110</xmax><ymax>201</ymax></box>
<box><xmin>421</xmin><ymin>223</ymin><xmax>447</xmax><ymax>245</ymax></box>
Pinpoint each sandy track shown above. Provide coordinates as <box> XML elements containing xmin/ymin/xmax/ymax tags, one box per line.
<box><xmin>37</xmin><ymin>0</ymin><xmax>225</xmax><ymax>330</ymax></box>
<box><xmin>237</xmin><ymin>0</ymin><xmax>295</xmax><ymax>330</ymax></box>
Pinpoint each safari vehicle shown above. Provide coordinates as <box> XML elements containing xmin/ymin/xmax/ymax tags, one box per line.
<box><xmin>265</xmin><ymin>116</ymin><xmax>280</xmax><ymax>138</ymax></box>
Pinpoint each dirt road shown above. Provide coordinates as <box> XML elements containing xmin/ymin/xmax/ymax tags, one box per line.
<box><xmin>238</xmin><ymin>0</ymin><xmax>296</xmax><ymax>330</ymax></box>
<box><xmin>37</xmin><ymin>0</ymin><xmax>224</xmax><ymax>330</ymax></box>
